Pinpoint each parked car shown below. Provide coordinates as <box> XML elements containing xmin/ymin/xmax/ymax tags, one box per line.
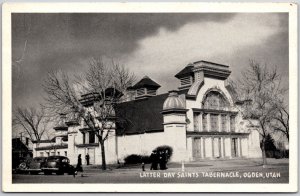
<box><xmin>42</xmin><ymin>156</ymin><xmax>75</xmax><ymax>175</ymax></box>
<box><xmin>17</xmin><ymin>157</ymin><xmax>47</xmax><ymax>175</ymax></box>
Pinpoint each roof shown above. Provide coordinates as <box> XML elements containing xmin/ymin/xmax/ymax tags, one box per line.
<box><xmin>32</xmin><ymin>139</ymin><xmax>53</xmax><ymax>144</ymax></box>
<box><xmin>115</xmin><ymin>93</ymin><xmax>169</xmax><ymax>135</ymax></box>
<box><xmin>132</xmin><ymin>76</ymin><xmax>161</xmax><ymax>89</ymax></box>
<box><xmin>194</xmin><ymin>60</ymin><xmax>229</xmax><ymax>68</ymax></box>
<box><xmin>32</xmin><ymin>135</ymin><xmax>67</xmax><ymax>144</ymax></box>
<box><xmin>35</xmin><ymin>144</ymin><xmax>68</xmax><ymax>151</ymax></box>
<box><xmin>175</xmin><ymin>63</ymin><xmax>194</xmax><ymax>78</ymax></box>
<box><xmin>175</xmin><ymin>60</ymin><xmax>230</xmax><ymax>79</ymax></box>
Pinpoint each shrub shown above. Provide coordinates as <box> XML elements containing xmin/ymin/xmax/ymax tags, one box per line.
<box><xmin>266</xmin><ymin>150</ymin><xmax>289</xmax><ymax>159</ymax></box>
<box><xmin>124</xmin><ymin>154</ymin><xmax>151</xmax><ymax>165</ymax></box>
<box><xmin>154</xmin><ymin>145</ymin><xmax>173</xmax><ymax>159</ymax></box>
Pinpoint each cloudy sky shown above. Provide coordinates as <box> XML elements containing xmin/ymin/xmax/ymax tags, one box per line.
<box><xmin>12</xmin><ymin>13</ymin><xmax>288</xmax><ymax>108</ymax></box>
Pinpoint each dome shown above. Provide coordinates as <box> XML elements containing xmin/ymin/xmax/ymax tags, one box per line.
<box><xmin>163</xmin><ymin>90</ymin><xmax>185</xmax><ymax>111</ymax></box>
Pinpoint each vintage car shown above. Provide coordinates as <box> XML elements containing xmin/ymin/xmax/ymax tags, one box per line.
<box><xmin>42</xmin><ymin>156</ymin><xmax>75</xmax><ymax>175</ymax></box>
<box><xmin>17</xmin><ymin>157</ymin><xmax>47</xmax><ymax>175</ymax></box>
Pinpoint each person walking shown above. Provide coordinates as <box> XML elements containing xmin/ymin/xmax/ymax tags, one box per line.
<box><xmin>158</xmin><ymin>151</ymin><xmax>164</xmax><ymax>170</ymax></box>
<box><xmin>159</xmin><ymin>151</ymin><xmax>167</xmax><ymax>170</ymax></box>
<box><xmin>76</xmin><ymin>154</ymin><xmax>83</xmax><ymax>176</ymax></box>
<box><xmin>150</xmin><ymin>150</ymin><xmax>158</xmax><ymax>170</ymax></box>
<box><xmin>85</xmin><ymin>153</ymin><xmax>90</xmax><ymax>165</ymax></box>
<box><xmin>163</xmin><ymin>149</ymin><xmax>169</xmax><ymax>170</ymax></box>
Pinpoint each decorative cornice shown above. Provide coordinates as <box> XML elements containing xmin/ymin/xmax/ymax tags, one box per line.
<box><xmin>186</xmin><ymin>131</ymin><xmax>250</xmax><ymax>136</ymax></box>
<box><xmin>53</xmin><ymin>126</ymin><xmax>68</xmax><ymax>131</ymax></box>
<box><xmin>117</xmin><ymin>129</ymin><xmax>164</xmax><ymax>136</ymax></box>
<box><xmin>68</xmin><ymin>131</ymin><xmax>78</xmax><ymax>134</ymax></box>
<box><xmin>35</xmin><ymin>144</ymin><xmax>68</xmax><ymax>151</ymax></box>
<box><xmin>161</xmin><ymin>108</ymin><xmax>188</xmax><ymax>115</ymax></box>
<box><xmin>75</xmin><ymin>143</ymin><xmax>99</xmax><ymax>148</ymax></box>
<box><xmin>192</xmin><ymin>61</ymin><xmax>231</xmax><ymax>81</ymax></box>
<box><xmin>56</xmin><ymin>134</ymin><xmax>68</xmax><ymax>137</ymax></box>
<box><xmin>163</xmin><ymin>121</ymin><xmax>187</xmax><ymax>125</ymax></box>
<box><xmin>32</xmin><ymin>140</ymin><xmax>53</xmax><ymax>144</ymax></box>
<box><xmin>65</xmin><ymin>120</ymin><xmax>80</xmax><ymax>126</ymax></box>
<box><xmin>79</xmin><ymin>127</ymin><xmax>100</xmax><ymax>132</ymax></box>
<box><xmin>192</xmin><ymin>108</ymin><xmax>238</xmax><ymax>115</ymax></box>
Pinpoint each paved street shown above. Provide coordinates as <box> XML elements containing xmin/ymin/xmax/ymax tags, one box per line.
<box><xmin>12</xmin><ymin>158</ymin><xmax>289</xmax><ymax>183</ymax></box>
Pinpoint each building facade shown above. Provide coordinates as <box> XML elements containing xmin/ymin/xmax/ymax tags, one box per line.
<box><xmin>33</xmin><ymin>60</ymin><xmax>262</xmax><ymax>165</ymax></box>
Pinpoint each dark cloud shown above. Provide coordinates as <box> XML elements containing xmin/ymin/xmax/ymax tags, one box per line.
<box><xmin>12</xmin><ymin>13</ymin><xmax>288</xmax><ymax>108</ymax></box>
<box><xmin>228</xmin><ymin>13</ymin><xmax>289</xmax><ymax>79</ymax></box>
<box><xmin>12</xmin><ymin>13</ymin><xmax>236</xmax><ymax>107</ymax></box>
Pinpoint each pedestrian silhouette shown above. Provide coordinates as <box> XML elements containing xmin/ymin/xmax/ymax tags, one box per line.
<box><xmin>76</xmin><ymin>154</ymin><xmax>83</xmax><ymax>176</ymax></box>
<box><xmin>159</xmin><ymin>150</ymin><xmax>167</xmax><ymax>170</ymax></box>
<box><xmin>150</xmin><ymin>150</ymin><xmax>158</xmax><ymax>170</ymax></box>
<box><xmin>85</xmin><ymin>153</ymin><xmax>90</xmax><ymax>165</ymax></box>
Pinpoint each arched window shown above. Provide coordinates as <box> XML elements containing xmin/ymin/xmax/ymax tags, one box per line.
<box><xmin>202</xmin><ymin>91</ymin><xmax>229</xmax><ymax>110</ymax></box>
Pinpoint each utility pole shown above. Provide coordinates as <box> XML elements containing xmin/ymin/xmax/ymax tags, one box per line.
<box><xmin>19</xmin><ymin>132</ymin><xmax>23</xmax><ymax>157</ymax></box>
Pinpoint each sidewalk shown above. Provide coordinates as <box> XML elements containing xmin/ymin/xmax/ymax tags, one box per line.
<box><xmin>80</xmin><ymin>158</ymin><xmax>289</xmax><ymax>174</ymax></box>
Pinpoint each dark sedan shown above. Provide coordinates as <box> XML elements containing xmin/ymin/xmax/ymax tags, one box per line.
<box><xmin>42</xmin><ymin>156</ymin><xmax>75</xmax><ymax>175</ymax></box>
<box><xmin>17</xmin><ymin>157</ymin><xmax>47</xmax><ymax>175</ymax></box>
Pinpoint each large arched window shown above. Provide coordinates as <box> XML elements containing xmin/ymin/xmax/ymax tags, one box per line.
<box><xmin>202</xmin><ymin>91</ymin><xmax>229</xmax><ymax>110</ymax></box>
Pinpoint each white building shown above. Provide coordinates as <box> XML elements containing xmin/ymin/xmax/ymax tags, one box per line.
<box><xmin>33</xmin><ymin>60</ymin><xmax>262</xmax><ymax>165</ymax></box>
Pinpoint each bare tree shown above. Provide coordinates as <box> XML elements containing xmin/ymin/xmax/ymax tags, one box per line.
<box><xmin>234</xmin><ymin>60</ymin><xmax>285</xmax><ymax>166</ymax></box>
<box><xmin>272</xmin><ymin>102</ymin><xmax>289</xmax><ymax>141</ymax></box>
<box><xmin>43</xmin><ymin>58</ymin><xmax>135</xmax><ymax>170</ymax></box>
<box><xmin>13</xmin><ymin>107</ymin><xmax>50</xmax><ymax>143</ymax></box>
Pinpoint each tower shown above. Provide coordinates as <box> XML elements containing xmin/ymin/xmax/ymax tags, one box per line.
<box><xmin>53</xmin><ymin>113</ymin><xmax>68</xmax><ymax>146</ymax></box>
<box><xmin>162</xmin><ymin>90</ymin><xmax>188</xmax><ymax>162</ymax></box>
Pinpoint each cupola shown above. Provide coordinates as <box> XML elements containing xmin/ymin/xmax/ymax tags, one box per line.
<box><xmin>132</xmin><ymin>76</ymin><xmax>161</xmax><ymax>99</ymax></box>
<box><xmin>162</xmin><ymin>90</ymin><xmax>186</xmax><ymax>114</ymax></box>
<box><xmin>175</xmin><ymin>63</ymin><xmax>194</xmax><ymax>90</ymax></box>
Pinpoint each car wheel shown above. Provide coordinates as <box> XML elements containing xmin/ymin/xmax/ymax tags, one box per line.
<box><xmin>18</xmin><ymin>162</ymin><xmax>27</xmax><ymax>170</ymax></box>
<box><xmin>56</xmin><ymin>170</ymin><xmax>64</xmax><ymax>175</ymax></box>
<box><xmin>44</xmin><ymin>171</ymin><xmax>52</xmax><ymax>175</ymax></box>
<box><xmin>30</xmin><ymin>171</ymin><xmax>38</xmax><ymax>175</ymax></box>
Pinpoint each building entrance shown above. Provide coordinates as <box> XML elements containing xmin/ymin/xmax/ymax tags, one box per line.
<box><xmin>192</xmin><ymin>138</ymin><xmax>201</xmax><ymax>159</ymax></box>
<box><xmin>87</xmin><ymin>148</ymin><xmax>95</xmax><ymax>164</ymax></box>
<box><xmin>231</xmin><ymin>138</ymin><xmax>238</xmax><ymax>157</ymax></box>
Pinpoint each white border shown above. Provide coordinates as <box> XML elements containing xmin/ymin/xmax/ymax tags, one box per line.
<box><xmin>2</xmin><ymin>2</ymin><xmax>298</xmax><ymax>192</ymax></box>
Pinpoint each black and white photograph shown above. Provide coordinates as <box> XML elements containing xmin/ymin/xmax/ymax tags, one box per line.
<box><xmin>2</xmin><ymin>2</ymin><xmax>298</xmax><ymax>192</ymax></box>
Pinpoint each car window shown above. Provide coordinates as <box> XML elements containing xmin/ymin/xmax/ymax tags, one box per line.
<box><xmin>34</xmin><ymin>158</ymin><xmax>45</xmax><ymax>162</ymax></box>
<box><xmin>62</xmin><ymin>158</ymin><xmax>69</xmax><ymax>163</ymax></box>
<box><xmin>47</xmin><ymin>157</ymin><xmax>60</xmax><ymax>162</ymax></box>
